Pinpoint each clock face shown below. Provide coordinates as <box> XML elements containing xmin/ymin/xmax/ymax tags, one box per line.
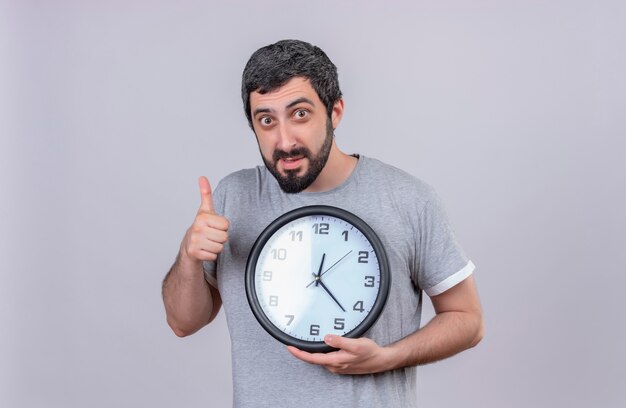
<box><xmin>245</xmin><ymin>206</ymin><xmax>390</xmax><ymax>353</ymax></box>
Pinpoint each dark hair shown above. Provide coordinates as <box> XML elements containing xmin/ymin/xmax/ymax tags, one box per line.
<box><xmin>241</xmin><ymin>39</ymin><xmax>342</xmax><ymax>128</ymax></box>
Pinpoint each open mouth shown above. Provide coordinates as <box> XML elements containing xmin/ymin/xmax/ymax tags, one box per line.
<box><xmin>280</xmin><ymin>156</ymin><xmax>304</xmax><ymax>170</ymax></box>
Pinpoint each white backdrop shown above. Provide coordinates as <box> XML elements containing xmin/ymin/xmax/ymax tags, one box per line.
<box><xmin>1</xmin><ymin>1</ymin><xmax>625</xmax><ymax>407</ymax></box>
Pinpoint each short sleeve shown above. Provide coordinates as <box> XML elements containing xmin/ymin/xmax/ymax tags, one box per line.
<box><xmin>415</xmin><ymin>189</ymin><xmax>475</xmax><ymax>296</ymax></box>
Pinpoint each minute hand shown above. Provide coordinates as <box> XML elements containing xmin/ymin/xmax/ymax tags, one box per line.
<box><xmin>317</xmin><ymin>279</ymin><xmax>346</xmax><ymax>312</ymax></box>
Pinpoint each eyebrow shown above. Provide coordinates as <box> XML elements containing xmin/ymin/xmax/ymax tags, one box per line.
<box><xmin>285</xmin><ymin>97</ymin><xmax>315</xmax><ymax>109</ymax></box>
<box><xmin>252</xmin><ymin>97</ymin><xmax>316</xmax><ymax>117</ymax></box>
<box><xmin>252</xmin><ymin>107</ymin><xmax>272</xmax><ymax>117</ymax></box>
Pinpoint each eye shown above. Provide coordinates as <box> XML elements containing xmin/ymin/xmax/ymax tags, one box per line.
<box><xmin>294</xmin><ymin>109</ymin><xmax>308</xmax><ymax>120</ymax></box>
<box><xmin>259</xmin><ymin>116</ymin><xmax>273</xmax><ymax>126</ymax></box>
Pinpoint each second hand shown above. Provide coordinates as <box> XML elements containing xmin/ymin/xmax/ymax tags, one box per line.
<box><xmin>306</xmin><ymin>250</ymin><xmax>353</xmax><ymax>288</ymax></box>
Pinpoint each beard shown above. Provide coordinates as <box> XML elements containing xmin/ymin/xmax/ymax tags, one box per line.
<box><xmin>261</xmin><ymin>120</ymin><xmax>334</xmax><ymax>194</ymax></box>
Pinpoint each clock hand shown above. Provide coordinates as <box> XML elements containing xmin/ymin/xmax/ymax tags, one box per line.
<box><xmin>314</xmin><ymin>253</ymin><xmax>326</xmax><ymax>287</ymax></box>
<box><xmin>309</xmin><ymin>254</ymin><xmax>345</xmax><ymax>312</ymax></box>
<box><xmin>306</xmin><ymin>250</ymin><xmax>353</xmax><ymax>288</ymax></box>
<box><xmin>317</xmin><ymin>279</ymin><xmax>346</xmax><ymax>312</ymax></box>
<box><xmin>320</xmin><ymin>249</ymin><xmax>353</xmax><ymax>278</ymax></box>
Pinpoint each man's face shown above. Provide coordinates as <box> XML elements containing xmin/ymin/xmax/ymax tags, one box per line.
<box><xmin>250</xmin><ymin>77</ymin><xmax>337</xmax><ymax>193</ymax></box>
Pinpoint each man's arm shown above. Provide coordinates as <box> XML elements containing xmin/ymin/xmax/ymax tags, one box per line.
<box><xmin>162</xmin><ymin>176</ymin><xmax>229</xmax><ymax>337</ymax></box>
<box><xmin>287</xmin><ymin>275</ymin><xmax>483</xmax><ymax>374</ymax></box>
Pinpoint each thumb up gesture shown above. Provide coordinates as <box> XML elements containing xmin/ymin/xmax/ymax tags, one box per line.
<box><xmin>181</xmin><ymin>176</ymin><xmax>230</xmax><ymax>263</ymax></box>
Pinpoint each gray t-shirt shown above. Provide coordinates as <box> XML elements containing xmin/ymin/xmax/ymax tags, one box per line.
<box><xmin>204</xmin><ymin>155</ymin><xmax>474</xmax><ymax>408</ymax></box>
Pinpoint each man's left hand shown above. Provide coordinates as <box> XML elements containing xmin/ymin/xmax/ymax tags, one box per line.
<box><xmin>287</xmin><ymin>335</ymin><xmax>395</xmax><ymax>375</ymax></box>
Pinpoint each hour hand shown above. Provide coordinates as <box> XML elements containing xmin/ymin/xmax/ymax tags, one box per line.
<box><xmin>307</xmin><ymin>253</ymin><xmax>326</xmax><ymax>287</ymax></box>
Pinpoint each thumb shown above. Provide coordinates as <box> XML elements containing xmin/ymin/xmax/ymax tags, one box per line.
<box><xmin>198</xmin><ymin>176</ymin><xmax>215</xmax><ymax>213</ymax></box>
<box><xmin>324</xmin><ymin>334</ymin><xmax>359</xmax><ymax>352</ymax></box>
<box><xmin>324</xmin><ymin>334</ymin><xmax>344</xmax><ymax>349</ymax></box>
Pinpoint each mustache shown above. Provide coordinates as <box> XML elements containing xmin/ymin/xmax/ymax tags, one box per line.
<box><xmin>272</xmin><ymin>147</ymin><xmax>311</xmax><ymax>162</ymax></box>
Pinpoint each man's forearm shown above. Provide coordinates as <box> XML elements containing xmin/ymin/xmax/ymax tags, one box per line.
<box><xmin>387</xmin><ymin>309</ymin><xmax>484</xmax><ymax>369</ymax></box>
<box><xmin>162</xmin><ymin>253</ymin><xmax>216</xmax><ymax>337</ymax></box>
<box><xmin>387</xmin><ymin>276</ymin><xmax>484</xmax><ymax>369</ymax></box>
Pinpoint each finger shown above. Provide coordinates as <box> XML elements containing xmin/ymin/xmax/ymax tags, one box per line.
<box><xmin>198</xmin><ymin>176</ymin><xmax>215</xmax><ymax>214</ymax></box>
<box><xmin>195</xmin><ymin>239</ymin><xmax>224</xmax><ymax>256</ymax></box>
<box><xmin>324</xmin><ymin>334</ymin><xmax>355</xmax><ymax>351</ymax></box>
<box><xmin>196</xmin><ymin>212</ymin><xmax>230</xmax><ymax>232</ymax></box>
<box><xmin>194</xmin><ymin>250</ymin><xmax>218</xmax><ymax>262</ymax></box>
<box><xmin>185</xmin><ymin>242</ymin><xmax>219</xmax><ymax>262</ymax></box>
<box><xmin>204</xmin><ymin>228</ymin><xmax>228</xmax><ymax>244</ymax></box>
<box><xmin>287</xmin><ymin>346</ymin><xmax>335</xmax><ymax>365</ymax></box>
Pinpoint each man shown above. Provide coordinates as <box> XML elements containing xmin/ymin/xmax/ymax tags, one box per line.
<box><xmin>162</xmin><ymin>39</ymin><xmax>483</xmax><ymax>407</ymax></box>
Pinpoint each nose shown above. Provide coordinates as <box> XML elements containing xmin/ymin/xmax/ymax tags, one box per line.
<box><xmin>276</xmin><ymin>121</ymin><xmax>297</xmax><ymax>152</ymax></box>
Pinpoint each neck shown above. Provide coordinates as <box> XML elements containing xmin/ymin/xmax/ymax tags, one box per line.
<box><xmin>304</xmin><ymin>142</ymin><xmax>357</xmax><ymax>193</ymax></box>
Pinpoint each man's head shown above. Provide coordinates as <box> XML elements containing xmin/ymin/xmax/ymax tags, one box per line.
<box><xmin>242</xmin><ymin>40</ymin><xmax>344</xmax><ymax>194</ymax></box>
<box><xmin>241</xmin><ymin>39</ymin><xmax>342</xmax><ymax>128</ymax></box>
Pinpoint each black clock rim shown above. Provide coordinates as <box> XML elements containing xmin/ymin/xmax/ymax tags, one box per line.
<box><xmin>245</xmin><ymin>205</ymin><xmax>391</xmax><ymax>353</ymax></box>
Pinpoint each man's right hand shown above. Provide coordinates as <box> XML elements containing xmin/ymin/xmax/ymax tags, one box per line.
<box><xmin>180</xmin><ymin>176</ymin><xmax>230</xmax><ymax>264</ymax></box>
<box><xmin>163</xmin><ymin>176</ymin><xmax>226</xmax><ymax>336</ymax></box>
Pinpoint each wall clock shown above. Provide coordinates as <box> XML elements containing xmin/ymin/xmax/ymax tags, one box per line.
<box><xmin>245</xmin><ymin>205</ymin><xmax>390</xmax><ymax>353</ymax></box>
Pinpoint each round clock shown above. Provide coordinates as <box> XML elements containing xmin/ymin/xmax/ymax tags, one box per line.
<box><xmin>245</xmin><ymin>205</ymin><xmax>390</xmax><ymax>353</ymax></box>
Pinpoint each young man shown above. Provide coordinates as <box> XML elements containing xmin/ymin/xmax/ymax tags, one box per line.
<box><xmin>162</xmin><ymin>39</ymin><xmax>483</xmax><ymax>407</ymax></box>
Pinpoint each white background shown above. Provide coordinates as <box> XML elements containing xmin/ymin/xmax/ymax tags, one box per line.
<box><xmin>1</xmin><ymin>1</ymin><xmax>624</xmax><ymax>407</ymax></box>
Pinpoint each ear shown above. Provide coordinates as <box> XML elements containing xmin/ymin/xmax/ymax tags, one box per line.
<box><xmin>331</xmin><ymin>99</ymin><xmax>344</xmax><ymax>129</ymax></box>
